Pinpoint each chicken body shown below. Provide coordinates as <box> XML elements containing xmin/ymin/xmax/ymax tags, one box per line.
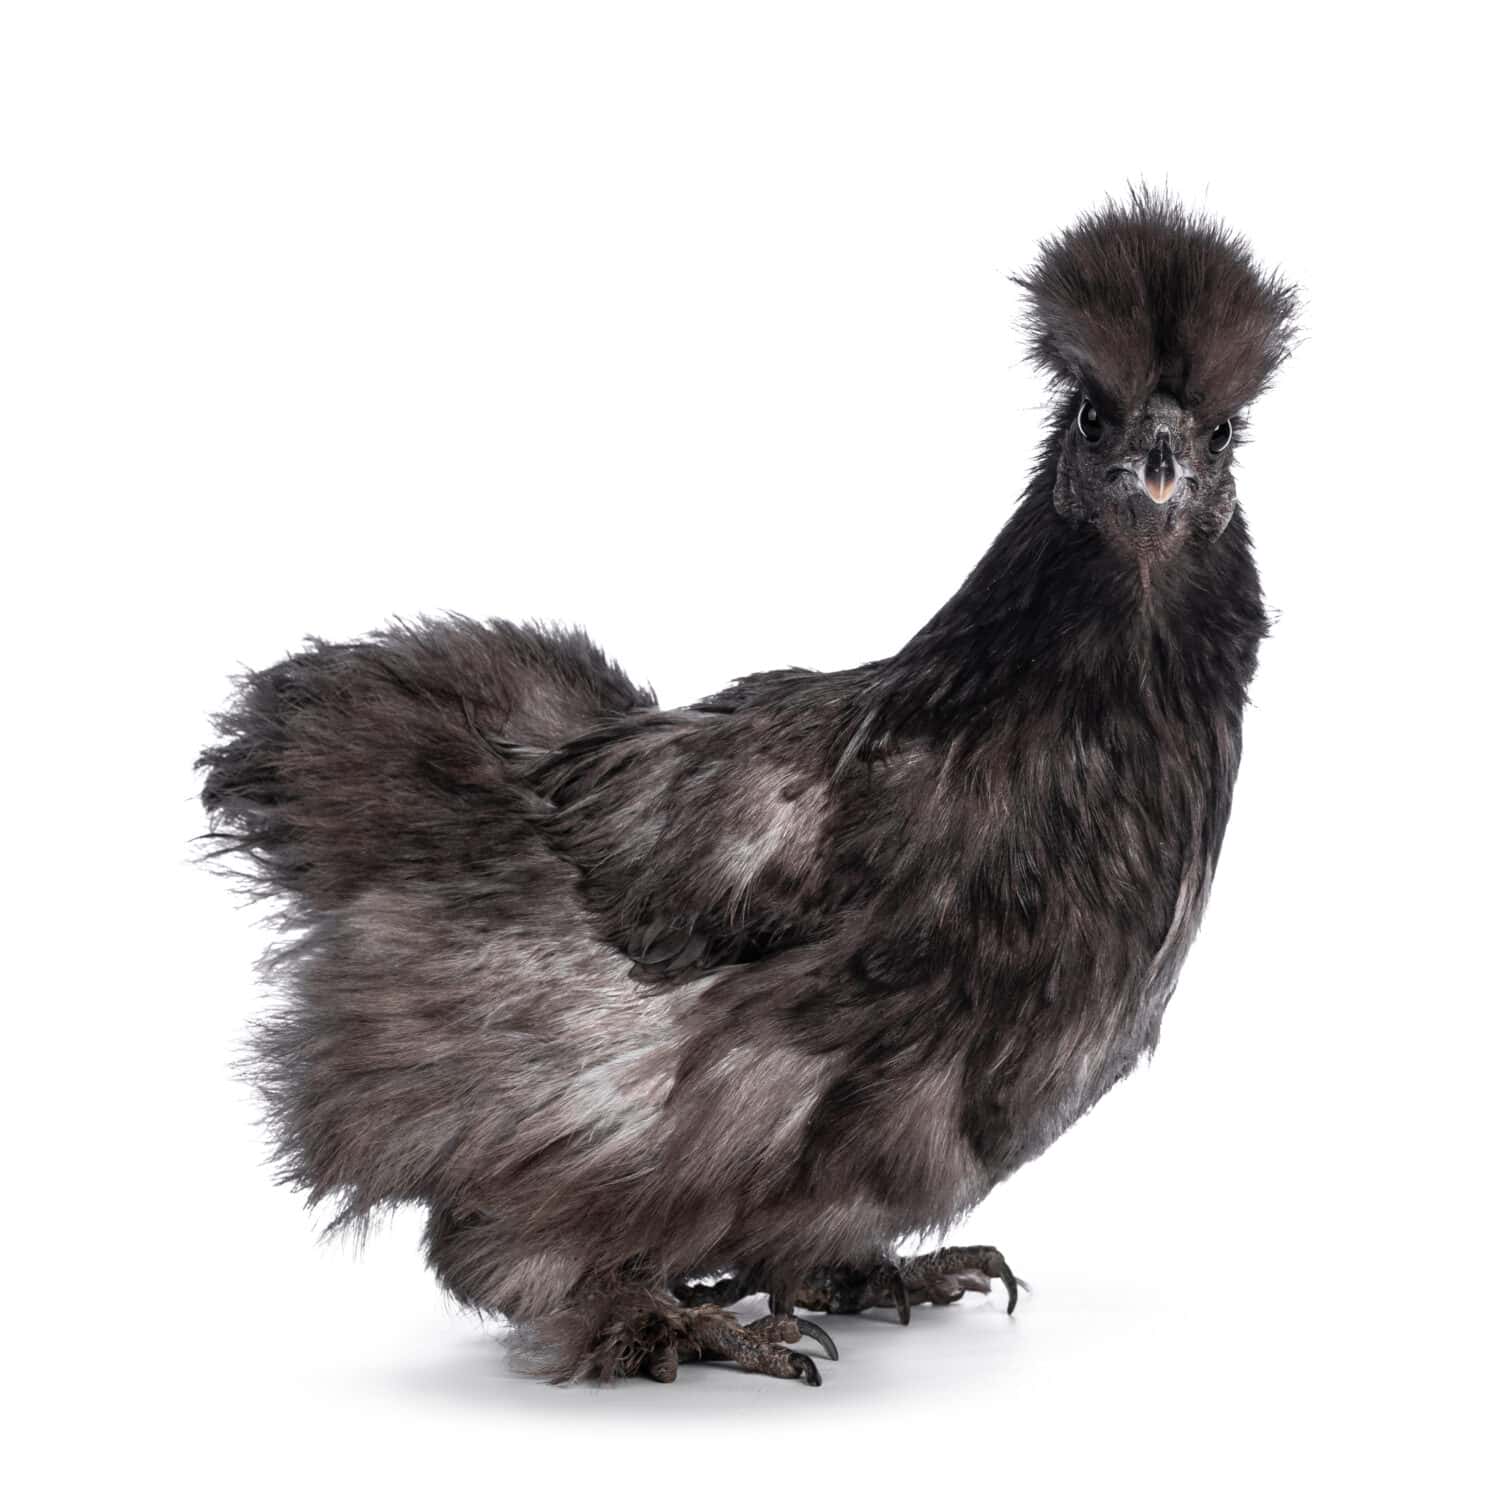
<box><xmin>201</xmin><ymin>193</ymin><xmax>1296</xmax><ymax>1384</ymax></box>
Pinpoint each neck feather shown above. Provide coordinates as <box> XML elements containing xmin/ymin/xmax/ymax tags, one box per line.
<box><xmin>869</xmin><ymin>449</ymin><xmax>1267</xmax><ymax>745</ymax></box>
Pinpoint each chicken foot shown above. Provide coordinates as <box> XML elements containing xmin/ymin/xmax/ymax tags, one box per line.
<box><xmin>673</xmin><ymin>1245</ymin><xmax>1024</xmax><ymax>1321</ymax></box>
<box><xmin>795</xmin><ymin>1245</ymin><xmax>1025</xmax><ymax>1320</ymax></box>
<box><xmin>640</xmin><ymin>1306</ymin><xmax>837</xmax><ymax>1386</ymax></box>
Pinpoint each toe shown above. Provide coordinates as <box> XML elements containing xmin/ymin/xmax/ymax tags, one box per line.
<box><xmin>866</xmin><ymin>1261</ymin><xmax>912</xmax><ymax>1324</ymax></box>
<box><xmin>951</xmin><ymin>1269</ymin><xmax>993</xmax><ymax>1295</ymax></box>
<box><xmin>891</xmin><ymin>1273</ymin><xmax>911</xmax><ymax>1325</ymax></box>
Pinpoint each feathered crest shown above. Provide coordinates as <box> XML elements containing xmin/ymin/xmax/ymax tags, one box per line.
<box><xmin>1014</xmin><ymin>187</ymin><xmax>1299</xmax><ymax>420</ymax></box>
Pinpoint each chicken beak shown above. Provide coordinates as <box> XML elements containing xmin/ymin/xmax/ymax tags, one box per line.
<box><xmin>1139</xmin><ymin>433</ymin><xmax>1178</xmax><ymax>505</ymax></box>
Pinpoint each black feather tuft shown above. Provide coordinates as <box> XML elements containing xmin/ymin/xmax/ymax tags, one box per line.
<box><xmin>1014</xmin><ymin>186</ymin><xmax>1299</xmax><ymax>419</ymax></box>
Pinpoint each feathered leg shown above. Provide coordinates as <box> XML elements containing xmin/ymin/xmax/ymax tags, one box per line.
<box><xmin>426</xmin><ymin>1216</ymin><xmax>834</xmax><ymax>1385</ymax></box>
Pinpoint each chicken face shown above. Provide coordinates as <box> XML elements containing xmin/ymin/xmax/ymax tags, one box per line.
<box><xmin>1014</xmin><ymin>190</ymin><xmax>1296</xmax><ymax>570</ymax></box>
<box><xmin>1052</xmin><ymin>387</ymin><xmax>1240</xmax><ymax>558</ymax></box>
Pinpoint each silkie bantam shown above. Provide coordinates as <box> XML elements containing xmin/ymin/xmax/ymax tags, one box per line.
<box><xmin>200</xmin><ymin>191</ymin><xmax>1298</xmax><ymax>1386</ymax></box>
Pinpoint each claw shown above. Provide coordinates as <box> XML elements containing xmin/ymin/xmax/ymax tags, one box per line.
<box><xmin>968</xmin><ymin>1247</ymin><xmax>1026</xmax><ymax>1313</ymax></box>
<box><xmin>788</xmin><ymin>1351</ymin><xmax>822</xmax><ymax>1387</ymax></box>
<box><xmin>795</xmin><ymin>1317</ymin><xmax>839</xmax><ymax>1361</ymax></box>
<box><xmin>991</xmin><ymin>1253</ymin><xmax>1023</xmax><ymax>1315</ymax></box>
<box><xmin>864</xmin><ymin>1259</ymin><xmax>913</xmax><ymax>1324</ymax></box>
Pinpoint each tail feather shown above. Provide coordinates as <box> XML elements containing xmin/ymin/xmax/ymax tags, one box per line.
<box><xmin>198</xmin><ymin>616</ymin><xmax>653</xmax><ymax>912</ymax></box>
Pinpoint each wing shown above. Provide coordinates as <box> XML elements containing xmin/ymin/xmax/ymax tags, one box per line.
<box><xmin>533</xmin><ymin>670</ymin><xmax>867</xmax><ymax>976</ymax></box>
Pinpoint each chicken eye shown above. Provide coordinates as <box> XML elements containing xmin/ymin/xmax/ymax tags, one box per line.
<box><xmin>1076</xmin><ymin>400</ymin><xmax>1103</xmax><ymax>444</ymax></box>
<box><xmin>1209</xmin><ymin>419</ymin><xmax>1233</xmax><ymax>455</ymax></box>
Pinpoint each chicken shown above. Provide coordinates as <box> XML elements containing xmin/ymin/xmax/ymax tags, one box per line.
<box><xmin>199</xmin><ymin>191</ymin><xmax>1298</xmax><ymax>1387</ymax></box>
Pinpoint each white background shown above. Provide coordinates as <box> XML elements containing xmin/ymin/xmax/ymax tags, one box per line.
<box><xmin>5</xmin><ymin>3</ymin><xmax>1494</xmax><ymax>1495</ymax></box>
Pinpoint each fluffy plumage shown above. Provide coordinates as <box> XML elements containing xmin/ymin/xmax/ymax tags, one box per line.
<box><xmin>200</xmin><ymin>192</ymin><xmax>1297</xmax><ymax>1385</ymax></box>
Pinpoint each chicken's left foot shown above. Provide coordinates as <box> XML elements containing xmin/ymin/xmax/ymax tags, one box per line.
<box><xmin>794</xmin><ymin>1244</ymin><xmax>1026</xmax><ymax>1320</ymax></box>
